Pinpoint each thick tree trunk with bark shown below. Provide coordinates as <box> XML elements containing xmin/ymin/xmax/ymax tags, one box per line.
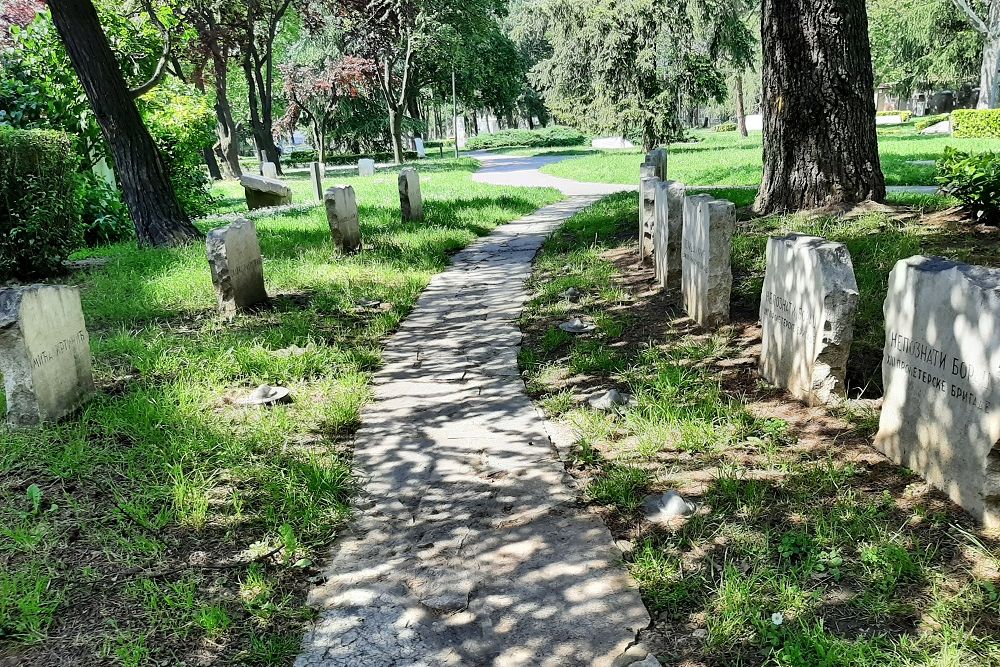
<box><xmin>735</xmin><ymin>75</ymin><xmax>748</xmax><ymax>137</ymax></box>
<box><xmin>754</xmin><ymin>0</ymin><xmax>886</xmax><ymax>213</ymax></box>
<box><xmin>203</xmin><ymin>147</ymin><xmax>222</xmax><ymax>180</ymax></box>
<box><xmin>212</xmin><ymin>54</ymin><xmax>243</xmax><ymax>178</ymax></box>
<box><xmin>953</xmin><ymin>0</ymin><xmax>1000</xmax><ymax>108</ymax></box>
<box><xmin>49</xmin><ymin>0</ymin><xmax>199</xmax><ymax>247</ymax></box>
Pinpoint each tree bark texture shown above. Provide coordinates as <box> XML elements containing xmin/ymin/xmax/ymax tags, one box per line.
<box><xmin>212</xmin><ymin>54</ymin><xmax>243</xmax><ymax>178</ymax></box>
<box><xmin>48</xmin><ymin>0</ymin><xmax>200</xmax><ymax>247</ymax></box>
<box><xmin>735</xmin><ymin>75</ymin><xmax>748</xmax><ymax>137</ymax></box>
<box><xmin>754</xmin><ymin>0</ymin><xmax>886</xmax><ymax>213</ymax></box>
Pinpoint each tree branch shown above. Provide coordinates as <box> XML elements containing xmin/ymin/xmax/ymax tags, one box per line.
<box><xmin>951</xmin><ymin>0</ymin><xmax>989</xmax><ymax>34</ymax></box>
<box><xmin>130</xmin><ymin>0</ymin><xmax>171</xmax><ymax>98</ymax></box>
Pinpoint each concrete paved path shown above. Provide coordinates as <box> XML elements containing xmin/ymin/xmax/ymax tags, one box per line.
<box><xmin>296</xmin><ymin>198</ymin><xmax>654</xmax><ymax>667</ymax></box>
<box><xmin>469</xmin><ymin>151</ymin><xmax>637</xmax><ymax>196</ymax></box>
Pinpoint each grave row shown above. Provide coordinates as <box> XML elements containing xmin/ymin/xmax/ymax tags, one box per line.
<box><xmin>0</xmin><ymin>168</ymin><xmax>426</xmax><ymax>428</ymax></box>
<box><xmin>640</xmin><ymin>151</ymin><xmax>1000</xmax><ymax>528</ymax></box>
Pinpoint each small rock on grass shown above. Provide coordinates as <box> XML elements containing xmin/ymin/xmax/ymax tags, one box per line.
<box><xmin>560</xmin><ymin>287</ymin><xmax>582</xmax><ymax>302</ymax></box>
<box><xmin>588</xmin><ymin>388</ymin><xmax>631</xmax><ymax>411</ymax></box>
<box><xmin>559</xmin><ymin>317</ymin><xmax>596</xmax><ymax>333</ymax></box>
<box><xmin>642</xmin><ymin>490</ymin><xmax>696</xmax><ymax>525</ymax></box>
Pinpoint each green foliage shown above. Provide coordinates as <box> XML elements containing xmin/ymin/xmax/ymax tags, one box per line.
<box><xmin>283</xmin><ymin>150</ymin><xmax>418</xmax><ymax>166</ymax></box>
<box><xmin>78</xmin><ymin>172</ymin><xmax>132</xmax><ymax>247</ymax></box>
<box><xmin>876</xmin><ymin>110</ymin><xmax>912</xmax><ymax>122</ymax></box>
<box><xmin>914</xmin><ymin>112</ymin><xmax>950</xmax><ymax>132</ymax></box>
<box><xmin>465</xmin><ymin>126</ymin><xmax>586</xmax><ymax>150</ymax></box>
<box><xmin>936</xmin><ymin>147</ymin><xmax>1000</xmax><ymax>224</ymax></box>
<box><xmin>140</xmin><ymin>84</ymin><xmax>216</xmax><ymax>218</ymax></box>
<box><xmin>952</xmin><ymin>109</ymin><xmax>1000</xmax><ymax>139</ymax></box>
<box><xmin>714</xmin><ymin>121</ymin><xmax>737</xmax><ymax>132</ymax></box>
<box><xmin>0</xmin><ymin>127</ymin><xmax>83</xmax><ymax>278</ymax></box>
<box><xmin>586</xmin><ymin>464</ymin><xmax>651</xmax><ymax>511</ymax></box>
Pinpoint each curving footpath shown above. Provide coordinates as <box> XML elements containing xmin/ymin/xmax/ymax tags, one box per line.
<box><xmin>296</xmin><ymin>162</ymin><xmax>655</xmax><ymax>666</ymax></box>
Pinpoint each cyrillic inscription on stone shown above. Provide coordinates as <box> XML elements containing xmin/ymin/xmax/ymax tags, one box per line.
<box><xmin>875</xmin><ymin>256</ymin><xmax>1000</xmax><ymax>527</ymax></box>
<box><xmin>325</xmin><ymin>185</ymin><xmax>361</xmax><ymax>253</ymax></box>
<box><xmin>206</xmin><ymin>218</ymin><xmax>268</xmax><ymax>317</ymax></box>
<box><xmin>398</xmin><ymin>167</ymin><xmax>423</xmax><ymax>221</ymax></box>
<box><xmin>0</xmin><ymin>285</ymin><xmax>95</xmax><ymax>427</ymax></box>
<box><xmin>681</xmin><ymin>194</ymin><xmax>734</xmax><ymax>327</ymax></box>
<box><xmin>759</xmin><ymin>234</ymin><xmax>858</xmax><ymax>406</ymax></box>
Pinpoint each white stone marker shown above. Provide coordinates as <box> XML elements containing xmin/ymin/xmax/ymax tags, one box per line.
<box><xmin>358</xmin><ymin>158</ymin><xmax>376</xmax><ymax>177</ymax></box>
<box><xmin>759</xmin><ymin>234</ymin><xmax>858</xmax><ymax>406</ymax></box>
<box><xmin>325</xmin><ymin>185</ymin><xmax>361</xmax><ymax>253</ymax></box>
<box><xmin>414</xmin><ymin>137</ymin><xmax>426</xmax><ymax>159</ymax></box>
<box><xmin>638</xmin><ymin>164</ymin><xmax>657</xmax><ymax>263</ymax></box>
<box><xmin>261</xmin><ymin>161</ymin><xmax>278</xmax><ymax>178</ymax></box>
<box><xmin>681</xmin><ymin>195</ymin><xmax>735</xmax><ymax>327</ymax></box>
<box><xmin>875</xmin><ymin>256</ymin><xmax>1000</xmax><ymax>528</ymax></box>
<box><xmin>653</xmin><ymin>180</ymin><xmax>685</xmax><ymax>295</ymax></box>
<box><xmin>646</xmin><ymin>148</ymin><xmax>668</xmax><ymax>181</ymax></box>
<box><xmin>239</xmin><ymin>174</ymin><xmax>292</xmax><ymax>210</ymax></box>
<box><xmin>398</xmin><ymin>167</ymin><xmax>423</xmax><ymax>221</ymax></box>
<box><xmin>309</xmin><ymin>161</ymin><xmax>325</xmax><ymax>200</ymax></box>
<box><xmin>206</xmin><ymin>218</ymin><xmax>267</xmax><ymax>317</ymax></box>
<box><xmin>0</xmin><ymin>285</ymin><xmax>94</xmax><ymax>427</ymax></box>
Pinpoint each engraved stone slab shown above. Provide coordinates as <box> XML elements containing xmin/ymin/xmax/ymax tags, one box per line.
<box><xmin>638</xmin><ymin>165</ymin><xmax>657</xmax><ymax>262</ymax></box>
<box><xmin>206</xmin><ymin>218</ymin><xmax>267</xmax><ymax>316</ymax></box>
<box><xmin>681</xmin><ymin>195</ymin><xmax>734</xmax><ymax>327</ymax></box>
<box><xmin>0</xmin><ymin>285</ymin><xmax>94</xmax><ymax>427</ymax></box>
<box><xmin>358</xmin><ymin>158</ymin><xmax>375</xmax><ymax>177</ymax></box>
<box><xmin>309</xmin><ymin>161</ymin><xmax>325</xmax><ymax>200</ymax></box>
<box><xmin>399</xmin><ymin>167</ymin><xmax>423</xmax><ymax>221</ymax></box>
<box><xmin>759</xmin><ymin>234</ymin><xmax>858</xmax><ymax>406</ymax></box>
<box><xmin>239</xmin><ymin>174</ymin><xmax>292</xmax><ymax>210</ymax></box>
<box><xmin>261</xmin><ymin>161</ymin><xmax>278</xmax><ymax>178</ymax></box>
<box><xmin>875</xmin><ymin>256</ymin><xmax>1000</xmax><ymax>528</ymax></box>
<box><xmin>653</xmin><ymin>180</ymin><xmax>685</xmax><ymax>295</ymax></box>
<box><xmin>324</xmin><ymin>185</ymin><xmax>361</xmax><ymax>253</ymax></box>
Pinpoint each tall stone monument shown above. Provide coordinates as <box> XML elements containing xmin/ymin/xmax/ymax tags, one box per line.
<box><xmin>398</xmin><ymin>167</ymin><xmax>423</xmax><ymax>221</ymax></box>
<box><xmin>0</xmin><ymin>285</ymin><xmax>95</xmax><ymax>427</ymax></box>
<box><xmin>358</xmin><ymin>159</ymin><xmax>376</xmax><ymax>177</ymax></box>
<box><xmin>875</xmin><ymin>256</ymin><xmax>1000</xmax><ymax>528</ymax></box>
<box><xmin>206</xmin><ymin>219</ymin><xmax>268</xmax><ymax>317</ymax></box>
<box><xmin>310</xmin><ymin>161</ymin><xmax>325</xmax><ymax>200</ymax></box>
<box><xmin>638</xmin><ymin>164</ymin><xmax>657</xmax><ymax>263</ymax></box>
<box><xmin>759</xmin><ymin>234</ymin><xmax>858</xmax><ymax>406</ymax></box>
<box><xmin>681</xmin><ymin>195</ymin><xmax>735</xmax><ymax>327</ymax></box>
<box><xmin>325</xmin><ymin>185</ymin><xmax>361</xmax><ymax>253</ymax></box>
<box><xmin>653</xmin><ymin>180</ymin><xmax>685</xmax><ymax>295</ymax></box>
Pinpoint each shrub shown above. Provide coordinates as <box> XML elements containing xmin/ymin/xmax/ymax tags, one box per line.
<box><xmin>283</xmin><ymin>150</ymin><xmax>418</xmax><ymax>166</ymax></box>
<box><xmin>0</xmin><ymin>127</ymin><xmax>83</xmax><ymax>278</ymax></box>
<box><xmin>914</xmin><ymin>113</ymin><xmax>950</xmax><ymax>132</ymax></box>
<box><xmin>714</xmin><ymin>121</ymin><xmax>737</xmax><ymax>132</ymax></box>
<box><xmin>876</xmin><ymin>110</ymin><xmax>912</xmax><ymax>122</ymax></box>
<box><xmin>465</xmin><ymin>125</ymin><xmax>587</xmax><ymax>150</ymax></box>
<box><xmin>936</xmin><ymin>147</ymin><xmax>1000</xmax><ymax>224</ymax></box>
<box><xmin>78</xmin><ymin>172</ymin><xmax>132</xmax><ymax>247</ymax></box>
<box><xmin>952</xmin><ymin>109</ymin><xmax>1000</xmax><ymax>138</ymax></box>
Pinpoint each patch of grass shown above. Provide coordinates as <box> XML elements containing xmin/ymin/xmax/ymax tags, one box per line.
<box><xmin>0</xmin><ymin>162</ymin><xmax>561</xmax><ymax>664</ymax></box>
<box><xmin>586</xmin><ymin>464</ymin><xmax>652</xmax><ymax>511</ymax></box>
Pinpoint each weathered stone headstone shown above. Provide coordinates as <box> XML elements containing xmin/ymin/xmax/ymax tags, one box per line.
<box><xmin>653</xmin><ymin>180</ymin><xmax>685</xmax><ymax>295</ymax></box>
<box><xmin>206</xmin><ymin>218</ymin><xmax>268</xmax><ymax>317</ymax></box>
<box><xmin>638</xmin><ymin>164</ymin><xmax>657</xmax><ymax>263</ymax></box>
<box><xmin>645</xmin><ymin>148</ymin><xmax>668</xmax><ymax>181</ymax></box>
<box><xmin>414</xmin><ymin>138</ymin><xmax>426</xmax><ymax>158</ymax></box>
<box><xmin>759</xmin><ymin>234</ymin><xmax>858</xmax><ymax>406</ymax></box>
<box><xmin>239</xmin><ymin>174</ymin><xmax>292</xmax><ymax>210</ymax></box>
<box><xmin>358</xmin><ymin>159</ymin><xmax>376</xmax><ymax>177</ymax></box>
<box><xmin>0</xmin><ymin>285</ymin><xmax>94</xmax><ymax>427</ymax></box>
<box><xmin>398</xmin><ymin>167</ymin><xmax>423</xmax><ymax>221</ymax></box>
<box><xmin>681</xmin><ymin>195</ymin><xmax>735</xmax><ymax>327</ymax></box>
<box><xmin>325</xmin><ymin>185</ymin><xmax>361</xmax><ymax>253</ymax></box>
<box><xmin>875</xmin><ymin>256</ymin><xmax>1000</xmax><ymax>528</ymax></box>
<box><xmin>261</xmin><ymin>161</ymin><xmax>278</xmax><ymax>178</ymax></box>
<box><xmin>309</xmin><ymin>161</ymin><xmax>325</xmax><ymax>200</ymax></box>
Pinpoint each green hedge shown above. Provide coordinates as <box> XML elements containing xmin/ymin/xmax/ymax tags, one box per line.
<box><xmin>952</xmin><ymin>109</ymin><xmax>1000</xmax><ymax>138</ymax></box>
<box><xmin>915</xmin><ymin>113</ymin><xmax>951</xmax><ymax>132</ymax></box>
<box><xmin>465</xmin><ymin>126</ymin><xmax>587</xmax><ymax>150</ymax></box>
<box><xmin>0</xmin><ymin>127</ymin><xmax>83</xmax><ymax>279</ymax></box>
<box><xmin>284</xmin><ymin>150</ymin><xmax>418</xmax><ymax>166</ymax></box>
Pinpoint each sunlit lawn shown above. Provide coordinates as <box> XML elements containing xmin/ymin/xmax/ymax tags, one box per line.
<box><xmin>0</xmin><ymin>158</ymin><xmax>560</xmax><ymax>665</ymax></box>
<box><xmin>538</xmin><ymin>124</ymin><xmax>1000</xmax><ymax>187</ymax></box>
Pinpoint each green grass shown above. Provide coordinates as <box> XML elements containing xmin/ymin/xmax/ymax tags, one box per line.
<box><xmin>538</xmin><ymin>125</ymin><xmax>1000</xmax><ymax>187</ymax></box>
<box><xmin>519</xmin><ymin>193</ymin><xmax>1000</xmax><ymax>666</ymax></box>
<box><xmin>0</xmin><ymin>159</ymin><xmax>560</xmax><ymax>664</ymax></box>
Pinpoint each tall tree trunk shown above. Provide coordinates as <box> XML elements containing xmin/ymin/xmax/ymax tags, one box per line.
<box><xmin>203</xmin><ymin>147</ymin><xmax>222</xmax><ymax>180</ymax></box>
<box><xmin>388</xmin><ymin>106</ymin><xmax>404</xmax><ymax>164</ymax></box>
<box><xmin>48</xmin><ymin>0</ymin><xmax>199</xmax><ymax>247</ymax></box>
<box><xmin>212</xmin><ymin>53</ymin><xmax>242</xmax><ymax>178</ymax></box>
<box><xmin>244</xmin><ymin>50</ymin><xmax>282</xmax><ymax>173</ymax></box>
<box><xmin>952</xmin><ymin>0</ymin><xmax>1000</xmax><ymax>108</ymax></box>
<box><xmin>407</xmin><ymin>94</ymin><xmax>423</xmax><ymax>139</ymax></box>
<box><xmin>735</xmin><ymin>74</ymin><xmax>748</xmax><ymax>137</ymax></box>
<box><xmin>755</xmin><ymin>0</ymin><xmax>886</xmax><ymax>213</ymax></box>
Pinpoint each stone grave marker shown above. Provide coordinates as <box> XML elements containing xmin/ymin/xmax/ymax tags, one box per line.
<box><xmin>875</xmin><ymin>256</ymin><xmax>1000</xmax><ymax>528</ymax></box>
<box><xmin>681</xmin><ymin>195</ymin><xmax>735</xmax><ymax>327</ymax></box>
<box><xmin>653</xmin><ymin>180</ymin><xmax>685</xmax><ymax>295</ymax></box>
<box><xmin>358</xmin><ymin>158</ymin><xmax>376</xmax><ymax>177</ymax></box>
<box><xmin>310</xmin><ymin>161</ymin><xmax>325</xmax><ymax>200</ymax></box>
<box><xmin>325</xmin><ymin>185</ymin><xmax>361</xmax><ymax>253</ymax></box>
<box><xmin>414</xmin><ymin>138</ymin><xmax>426</xmax><ymax>158</ymax></box>
<box><xmin>645</xmin><ymin>148</ymin><xmax>668</xmax><ymax>181</ymax></box>
<box><xmin>0</xmin><ymin>285</ymin><xmax>95</xmax><ymax>427</ymax></box>
<box><xmin>759</xmin><ymin>233</ymin><xmax>858</xmax><ymax>406</ymax></box>
<box><xmin>261</xmin><ymin>161</ymin><xmax>278</xmax><ymax>178</ymax></box>
<box><xmin>206</xmin><ymin>218</ymin><xmax>268</xmax><ymax>317</ymax></box>
<box><xmin>398</xmin><ymin>167</ymin><xmax>423</xmax><ymax>221</ymax></box>
<box><xmin>638</xmin><ymin>164</ymin><xmax>657</xmax><ymax>263</ymax></box>
<box><xmin>239</xmin><ymin>174</ymin><xmax>292</xmax><ymax>210</ymax></box>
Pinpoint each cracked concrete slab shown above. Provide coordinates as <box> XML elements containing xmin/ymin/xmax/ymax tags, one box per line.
<box><xmin>295</xmin><ymin>198</ymin><xmax>655</xmax><ymax>667</ymax></box>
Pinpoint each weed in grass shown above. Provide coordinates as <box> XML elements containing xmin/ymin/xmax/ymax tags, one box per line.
<box><xmin>629</xmin><ymin>540</ymin><xmax>701</xmax><ymax>614</ymax></box>
<box><xmin>586</xmin><ymin>464</ymin><xmax>651</xmax><ymax>512</ymax></box>
<box><xmin>540</xmin><ymin>390</ymin><xmax>575</xmax><ymax>416</ymax></box>
<box><xmin>0</xmin><ymin>565</ymin><xmax>60</xmax><ymax>642</ymax></box>
<box><xmin>195</xmin><ymin>604</ymin><xmax>232</xmax><ymax>637</ymax></box>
